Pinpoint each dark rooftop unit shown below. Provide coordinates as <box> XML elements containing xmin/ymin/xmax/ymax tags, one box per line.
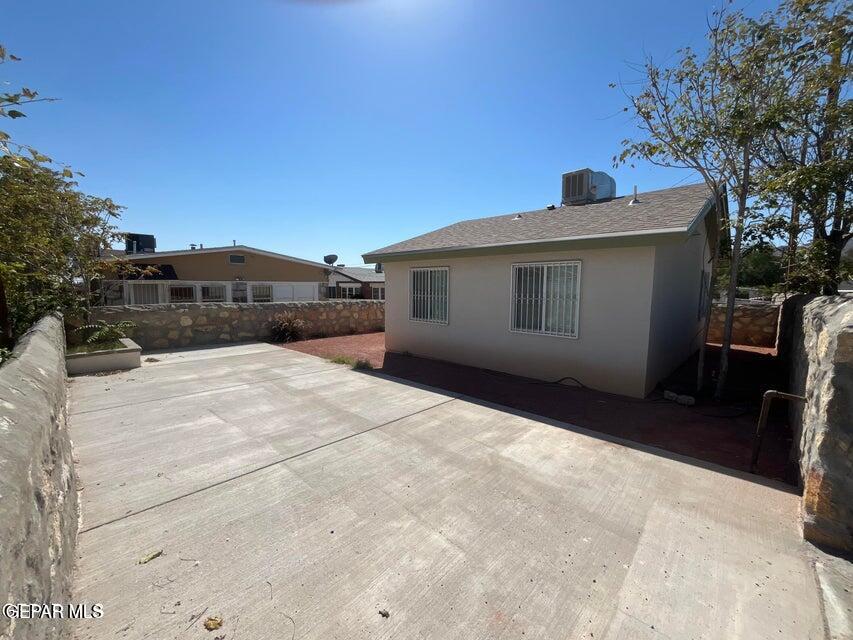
<box><xmin>125</xmin><ymin>233</ymin><xmax>156</xmax><ymax>254</ymax></box>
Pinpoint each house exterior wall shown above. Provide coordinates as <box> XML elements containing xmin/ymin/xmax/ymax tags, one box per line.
<box><xmin>124</xmin><ymin>250</ymin><xmax>328</xmax><ymax>282</ymax></box>
<box><xmin>383</xmin><ymin>246</ymin><xmax>657</xmax><ymax>397</ymax></box>
<box><xmin>644</xmin><ymin>222</ymin><xmax>711</xmax><ymax>391</ymax></box>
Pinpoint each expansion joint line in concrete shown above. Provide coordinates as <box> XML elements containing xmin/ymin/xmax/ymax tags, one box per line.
<box><xmin>78</xmin><ymin>396</ymin><xmax>459</xmax><ymax>535</ymax></box>
<box><xmin>69</xmin><ymin>365</ymin><xmax>339</xmax><ymax>416</ymax></box>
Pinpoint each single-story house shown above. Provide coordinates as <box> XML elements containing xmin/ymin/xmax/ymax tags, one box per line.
<box><xmin>99</xmin><ymin>240</ymin><xmax>331</xmax><ymax>305</ymax></box>
<box><xmin>363</xmin><ymin>170</ymin><xmax>718</xmax><ymax>398</ymax></box>
<box><xmin>328</xmin><ymin>266</ymin><xmax>386</xmax><ymax>300</ymax></box>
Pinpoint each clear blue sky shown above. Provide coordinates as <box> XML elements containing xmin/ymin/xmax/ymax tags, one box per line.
<box><xmin>4</xmin><ymin>0</ymin><xmax>776</xmax><ymax>265</ymax></box>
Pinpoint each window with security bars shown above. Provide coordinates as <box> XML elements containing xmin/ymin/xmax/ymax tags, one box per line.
<box><xmin>201</xmin><ymin>284</ymin><xmax>226</xmax><ymax>302</ymax></box>
<box><xmin>410</xmin><ymin>267</ymin><xmax>448</xmax><ymax>324</ymax></box>
<box><xmin>511</xmin><ymin>261</ymin><xmax>580</xmax><ymax>337</ymax></box>
<box><xmin>169</xmin><ymin>285</ymin><xmax>196</xmax><ymax>303</ymax></box>
<box><xmin>133</xmin><ymin>283</ymin><xmax>160</xmax><ymax>304</ymax></box>
<box><xmin>251</xmin><ymin>284</ymin><xmax>272</xmax><ymax>302</ymax></box>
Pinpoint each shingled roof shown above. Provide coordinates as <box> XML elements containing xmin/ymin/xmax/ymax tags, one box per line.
<box><xmin>332</xmin><ymin>266</ymin><xmax>385</xmax><ymax>283</ymax></box>
<box><xmin>364</xmin><ymin>183</ymin><xmax>714</xmax><ymax>260</ymax></box>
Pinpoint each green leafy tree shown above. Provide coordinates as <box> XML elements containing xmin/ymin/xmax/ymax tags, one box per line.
<box><xmin>752</xmin><ymin>1</ymin><xmax>852</xmax><ymax>294</ymax></box>
<box><xmin>738</xmin><ymin>245</ymin><xmax>784</xmax><ymax>289</ymax></box>
<box><xmin>0</xmin><ymin>156</ymin><xmax>122</xmax><ymax>346</ymax></box>
<box><xmin>0</xmin><ymin>45</ymin><xmax>122</xmax><ymax>347</ymax></box>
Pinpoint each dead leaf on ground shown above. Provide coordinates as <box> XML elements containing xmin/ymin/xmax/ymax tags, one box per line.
<box><xmin>137</xmin><ymin>549</ymin><xmax>164</xmax><ymax>565</ymax></box>
<box><xmin>204</xmin><ymin>616</ymin><xmax>224</xmax><ymax>631</ymax></box>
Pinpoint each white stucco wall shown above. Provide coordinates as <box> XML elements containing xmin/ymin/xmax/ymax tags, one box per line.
<box><xmin>384</xmin><ymin>246</ymin><xmax>658</xmax><ymax>397</ymax></box>
<box><xmin>644</xmin><ymin>223</ymin><xmax>711</xmax><ymax>391</ymax></box>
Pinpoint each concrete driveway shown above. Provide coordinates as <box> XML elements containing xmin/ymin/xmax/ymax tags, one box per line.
<box><xmin>69</xmin><ymin>343</ymin><xmax>825</xmax><ymax>639</ymax></box>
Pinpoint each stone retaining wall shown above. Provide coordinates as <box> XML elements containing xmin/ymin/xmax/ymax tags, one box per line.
<box><xmin>79</xmin><ymin>301</ymin><xmax>385</xmax><ymax>351</ymax></box>
<box><xmin>787</xmin><ymin>294</ymin><xmax>852</xmax><ymax>553</ymax></box>
<box><xmin>0</xmin><ymin>315</ymin><xmax>78</xmax><ymax>640</ymax></box>
<box><xmin>707</xmin><ymin>300</ymin><xmax>780</xmax><ymax>348</ymax></box>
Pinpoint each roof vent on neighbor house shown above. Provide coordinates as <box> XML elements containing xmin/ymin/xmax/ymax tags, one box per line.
<box><xmin>561</xmin><ymin>169</ymin><xmax>616</xmax><ymax>205</ymax></box>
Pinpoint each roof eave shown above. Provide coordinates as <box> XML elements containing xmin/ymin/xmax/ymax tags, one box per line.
<box><xmin>362</xmin><ymin>225</ymin><xmax>693</xmax><ymax>262</ymax></box>
<box><xmin>113</xmin><ymin>245</ymin><xmax>331</xmax><ymax>270</ymax></box>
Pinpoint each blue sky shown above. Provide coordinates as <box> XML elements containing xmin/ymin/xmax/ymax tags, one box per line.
<box><xmin>4</xmin><ymin>0</ymin><xmax>776</xmax><ymax>265</ymax></box>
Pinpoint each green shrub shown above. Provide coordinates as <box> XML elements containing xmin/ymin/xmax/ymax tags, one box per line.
<box><xmin>74</xmin><ymin>320</ymin><xmax>135</xmax><ymax>345</ymax></box>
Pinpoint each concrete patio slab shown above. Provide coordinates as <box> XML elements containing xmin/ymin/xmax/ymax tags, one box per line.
<box><xmin>71</xmin><ymin>345</ymin><xmax>453</xmax><ymax>530</ymax></box>
<box><xmin>69</xmin><ymin>343</ymin><xmax>828</xmax><ymax>639</ymax></box>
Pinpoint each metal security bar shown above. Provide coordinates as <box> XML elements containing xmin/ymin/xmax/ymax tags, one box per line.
<box><xmin>251</xmin><ymin>284</ymin><xmax>272</xmax><ymax>302</ymax></box>
<box><xmin>98</xmin><ymin>280</ymin><xmax>324</xmax><ymax>305</ymax></box>
<box><xmin>410</xmin><ymin>267</ymin><xmax>448</xmax><ymax>324</ymax></box>
<box><xmin>511</xmin><ymin>261</ymin><xmax>580</xmax><ymax>338</ymax></box>
<box><xmin>168</xmin><ymin>285</ymin><xmax>196</xmax><ymax>303</ymax></box>
<box><xmin>201</xmin><ymin>284</ymin><xmax>226</xmax><ymax>302</ymax></box>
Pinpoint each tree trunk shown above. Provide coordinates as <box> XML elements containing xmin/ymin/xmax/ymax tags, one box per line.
<box><xmin>823</xmin><ymin>229</ymin><xmax>844</xmax><ymax>295</ymax></box>
<box><xmin>784</xmin><ymin>140</ymin><xmax>808</xmax><ymax>293</ymax></box>
<box><xmin>0</xmin><ymin>277</ymin><xmax>12</xmax><ymax>350</ymax></box>
<box><xmin>715</xmin><ymin>151</ymin><xmax>750</xmax><ymax>401</ymax></box>
<box><xmin>697</xmin><ymin>190</ymin><xmax>725</xmax><ymax>393</ymax></box>
<box><xmin>817</xmin><ymin>15</ymin><xmax>846</xmax><ymax>296</ymax></box>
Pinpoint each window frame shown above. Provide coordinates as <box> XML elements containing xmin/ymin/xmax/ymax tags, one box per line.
<box><xmin>251</xmin><ymin>283</ymin><xmax>273</xmax><ymax>303</ymax></box>
<box><xmin>338</xmin><ymin>283</ymin><xmax>362</xmax><ymax>299</ymax></box>
<box><xmin>228</xmin><ymin>254</ymin><xmax>246</xmax><ymax>265</ymax></box>
<box><xmin>168</xmin><ymin>284</ymin><xmax>197</xmax><ymax>304</ymax></box>
<box><xmin>371</xmin><ymin>284</ymin><xmax>386</xmax><ymax>300</ymax></box>
<box><xmin>201</xmin><ymin>284</ymin><xmax>226</xmax><ymax>303</ymax></box>
<box><xmin>409</xmin><ymin>266</ymin><xmax>449</xmax><ymax>325</ymax></box>
<box><xmin>508</xmin><ymin>260</ymin><xmax>581</xmax><ymax>339</ymax></box>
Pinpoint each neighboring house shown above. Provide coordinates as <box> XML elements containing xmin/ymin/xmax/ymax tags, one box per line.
<box><xmin>99</xmin><ymin>238</ymin><xmax>331</xmax><ymax>305</ymax></box>
<box><xmin>363</xmin><ymin>170</ymin><xmax>718</xmax><ymax>398</ymax></box>
<box><xmin>328</xmin><ymin>266</ymin><xmax>386</xmax><ymax>300</ymax></box>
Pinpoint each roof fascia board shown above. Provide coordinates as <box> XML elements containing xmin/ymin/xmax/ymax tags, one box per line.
<box><xmin>685</xmin><ymin>190</ymin><xmax>718</xmax><ymax>236</ymax></box>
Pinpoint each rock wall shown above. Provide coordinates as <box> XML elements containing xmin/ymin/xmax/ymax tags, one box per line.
<box><xmin>0</xmin><ymin>315</ymin><xmax>78</xmax><ymax>640</ymax></box>
<box><xmin>787</xmin><ymin>294</ymin><xmax>852</xmax><ymax>553</ymax></box>
<box><xmin>707</xmin><ymin>300</ymin><xmax>781</xmax><ymax>348</ymax></box>
<box><xmin>79</xmin><ymin>301</ymin><xmax>385</xmax><ymax>351</ymax></box>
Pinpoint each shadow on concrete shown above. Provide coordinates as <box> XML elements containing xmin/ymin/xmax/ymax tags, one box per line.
<box><xmin>283</xmin><ymin>332</ymin><xmax>798</xmax><ymax>487</ymax></box>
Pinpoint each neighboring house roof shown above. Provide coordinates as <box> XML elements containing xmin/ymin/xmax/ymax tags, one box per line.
<box><xmin>331</xmin><ymin>266</ymin><xmax>385</xmax><ymax>283</ymax></box>
<box><xmin>123</xmin><ymin>264</ymin><xmax>179</xmax><ymax>280</ymax></box>
<box><xmin>109</xmin><ymin>244</ymin><xmax>330</xmax><ymax>270</ymax></box>
<box><xmin>364</xmin><ymin>183</ymin><xmax>715</xmax><ymax>261</ymax></box>
<box><xmin>98</xmin><ymin>247</ymin><xmax>132</xmax><ymax>260</ymax></box>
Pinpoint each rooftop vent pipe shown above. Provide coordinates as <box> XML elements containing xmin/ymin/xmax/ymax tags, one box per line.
<box><xmin>629</xmin><ymin>185</ymin><xmax>640</xmax><ymax>205</ymax></box>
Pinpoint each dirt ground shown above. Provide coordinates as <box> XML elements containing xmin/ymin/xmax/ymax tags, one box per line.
<box><xmin>283</xmin><ymin>332</ymin><xmax>795</xmax><ymax>482</ymax></box>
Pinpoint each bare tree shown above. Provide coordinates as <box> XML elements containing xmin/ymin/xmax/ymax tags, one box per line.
<box><xmin>616</xmin><ymin>4</ymin><xmax>804</xmax><ymax>399</ymax></box>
